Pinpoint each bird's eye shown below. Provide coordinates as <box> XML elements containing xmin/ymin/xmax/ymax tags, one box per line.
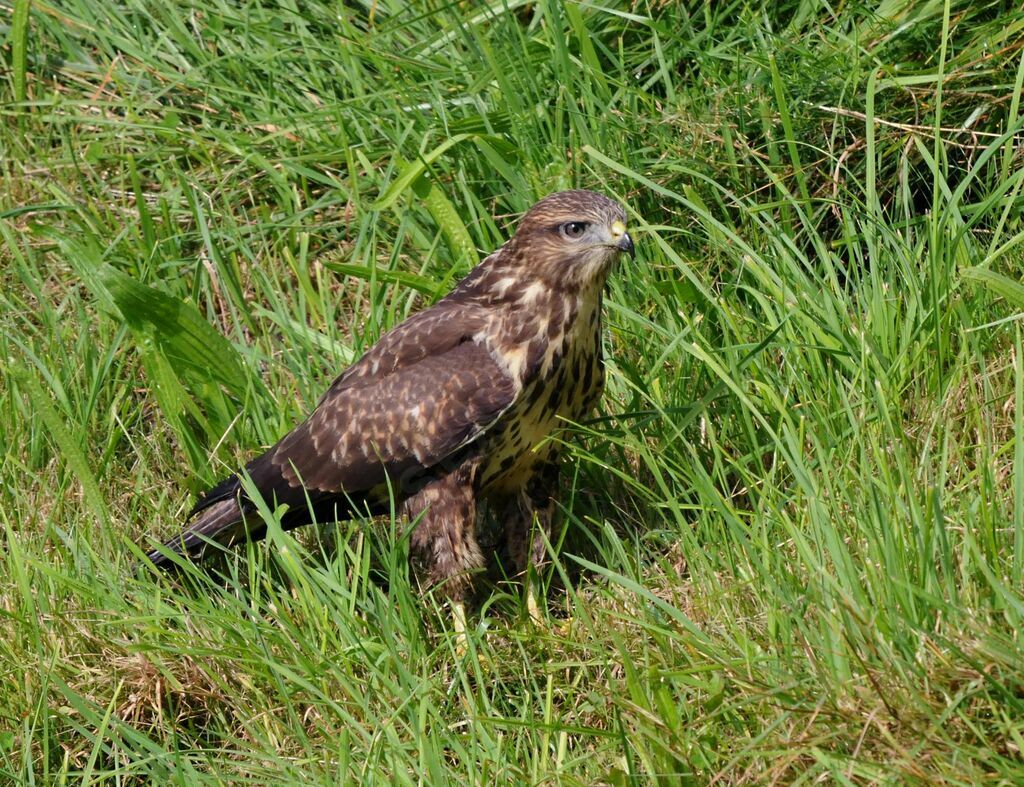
<box><xmin>561</xmin><ymin>221</ymin><xmax>589</xmax><ymax>239</ymax></box>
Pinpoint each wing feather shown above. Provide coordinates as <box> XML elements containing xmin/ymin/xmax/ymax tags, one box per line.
<box><xmin>185</xmin><ymin>272</ymin><xmax>525</xmax><ymax>525</ymax></box>
<box><xmin>239</xmin><ymin>305</ymin><xmax>518</xmax><ymax>510</ymax></box>
<box><xmin>264</xmin><ymin>341</ymin><xmax>513</xmax><ymax>492</ymax></box>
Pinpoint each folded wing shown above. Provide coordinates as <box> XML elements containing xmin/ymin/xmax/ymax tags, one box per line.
<box><xmin>148</xmin><ymin>304</ymin><xmax>518</xmax><ymax>565</ymax></box>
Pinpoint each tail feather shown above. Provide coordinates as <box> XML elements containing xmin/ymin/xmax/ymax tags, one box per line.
<box><xmin>146</xmin><ymin>497</ymin><xmax>257</xmax><ymax>567</ymax></box>
<box><xmin>187</xmin><ymin>472</ymin><xmax>242</xmax><ymax>520</ymax></box>
<box><xmin>143</xmin><ymin>463</ymin><xmax>375</xmax><ymax>569</ymax></box>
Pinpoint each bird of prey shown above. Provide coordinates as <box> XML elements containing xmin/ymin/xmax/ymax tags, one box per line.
<box><xmin>147</xmin><ymin>189</ymin><xmax>634</xmax><ymax>632</ymax></box>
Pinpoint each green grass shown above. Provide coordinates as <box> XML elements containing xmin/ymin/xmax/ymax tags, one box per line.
<box><xmin>2</xmin><ymin>0</ymin><xmax>1024</xmax><ymax>781</ymax></box>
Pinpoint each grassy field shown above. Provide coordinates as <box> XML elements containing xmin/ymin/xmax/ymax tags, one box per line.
<box><xmin>2</xmin><ymin>0</ymin><xmax>1024</xmax><ymax>782</ymax></box>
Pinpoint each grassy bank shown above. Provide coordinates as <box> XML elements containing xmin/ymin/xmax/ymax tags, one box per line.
<box><xmin>2</xmin><ymin>0</ymin><xmax>1024</xmax><ymax>781</ymax></box>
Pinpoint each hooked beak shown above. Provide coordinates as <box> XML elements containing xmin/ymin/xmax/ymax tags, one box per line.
<box><xmin>610</xmin><ymin>220</ymin><xmax>635</xmax><ymax>259</ymax></box>
<box><xmin>617</xmin><ymin>232</ymin><xmax>635</xmax><ymax>258</ymax></box>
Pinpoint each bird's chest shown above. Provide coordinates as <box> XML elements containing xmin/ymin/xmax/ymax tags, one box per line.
<box><xmin>479</xmin><ymin>300</ymin><xmax>604</xmax><ymax>493</ymax></box>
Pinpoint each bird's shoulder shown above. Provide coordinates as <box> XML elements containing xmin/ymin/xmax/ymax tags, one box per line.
<box><xmin>321</xmin><ymin>249</ymin><xmax>526</xmax><ymax>397</ymax></box>
<box><xmin>320</xmin><ymin>301</ymin><xmax>488</xmax><ymax>403</ymax></box>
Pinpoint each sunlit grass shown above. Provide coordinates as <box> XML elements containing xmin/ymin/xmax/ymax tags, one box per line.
<box><xmin>2</xmin><ymin>0</ymin><xmax>1024</xmax><ymax>782</ymax></box>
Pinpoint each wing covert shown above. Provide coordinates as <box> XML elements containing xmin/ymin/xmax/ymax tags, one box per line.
<box><xmin>246</xmin><ymin>337</ymin><xmax>516</xmax><ymax>504</ymax></box>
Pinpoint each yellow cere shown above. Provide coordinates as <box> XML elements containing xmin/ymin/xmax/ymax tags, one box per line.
<box><xmin>611</xmin><ymin>220</ymin><xmax>626</xmax><ymax>238</ymax></box>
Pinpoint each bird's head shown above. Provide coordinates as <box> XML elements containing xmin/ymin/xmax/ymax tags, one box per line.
<box><xmin>508</xmin><ymin>190</ymin><xmax>634</xmax><ymax>287</ymax></box>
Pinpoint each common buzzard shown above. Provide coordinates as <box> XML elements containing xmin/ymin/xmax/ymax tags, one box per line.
<box><xmin>147</xmin><ymin>189</ymin><xmax>634</xmax><ymax>632</ymax></box>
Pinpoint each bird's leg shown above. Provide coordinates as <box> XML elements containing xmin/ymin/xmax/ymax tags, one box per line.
<box><xmin>505</xmin><ymin>458</ymin><xmax>559</xmax><ymax>623</ymax></box>
<box><xmin>405</xmin><ymin>459</ymin><xmax>483</xmax><ymax>650</ymax></box>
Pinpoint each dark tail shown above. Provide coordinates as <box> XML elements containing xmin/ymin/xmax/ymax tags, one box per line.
<box><xmin>142</xmin><ymin>461</ymin><xmax>374</xmax><ymax>569</ymax></box>
<box><xmin>145</xmin><ymin>497</ymin><xmax>257</xmax><ymax>568</ymax></box>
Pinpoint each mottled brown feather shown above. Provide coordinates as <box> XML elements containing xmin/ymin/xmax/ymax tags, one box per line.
<box><xmin>265</xmin><ymin>338</ymin><xmax>515</xmax><ymax>495</ymax></box>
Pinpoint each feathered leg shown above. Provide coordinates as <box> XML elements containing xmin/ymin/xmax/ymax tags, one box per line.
<box><xmin>502</xmin><ymin>457</ymin><xmax>559</xmax><ymax>622</ymax></box>
<box><xmin>405</xmin><ymin>458</ymin><xmax>483</xmax><ymax>646</ymax></box>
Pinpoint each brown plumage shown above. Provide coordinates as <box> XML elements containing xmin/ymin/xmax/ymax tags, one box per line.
<box><xmin>146</xmin><ymin>189</ymin><xmax>634</xmax><ymax>612</ymax></box>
